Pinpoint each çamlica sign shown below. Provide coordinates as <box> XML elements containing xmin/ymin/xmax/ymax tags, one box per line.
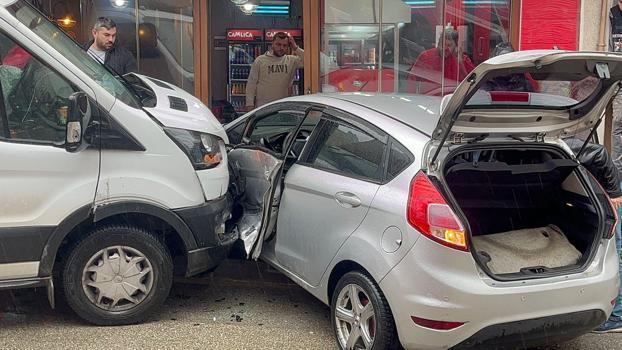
<box><xmin>265</xmin><ymin>29</ymin><xmax>303</xmax><ymax>40</ymax></box>
<box><xmin>227</xmin><ymin>29</ymin><xmax>263</xmax><ymax>41</ymax></box>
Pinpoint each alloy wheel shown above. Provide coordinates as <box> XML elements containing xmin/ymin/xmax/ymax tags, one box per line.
<box><xmin>335</xmin><ymin>283</ymin><xmax>376</xmax><ymax>350</ymax></box>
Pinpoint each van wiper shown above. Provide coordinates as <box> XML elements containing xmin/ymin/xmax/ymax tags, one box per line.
<box><xmin>115</xmin><ymin>75</ymin><xmax>144</xmax><ymax>106</ymax></box>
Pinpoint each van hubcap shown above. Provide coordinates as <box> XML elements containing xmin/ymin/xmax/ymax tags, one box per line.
<box><xmin>82</xmin><ymin>246</ymin><xmax>154</xmax><ymax>311</ymax></box>
<box><xmin>335</xmin><ymin>284</ymin><xmax>375</xmax><ymax>350</ymax></box>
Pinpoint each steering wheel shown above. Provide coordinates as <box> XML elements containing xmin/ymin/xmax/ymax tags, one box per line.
<box><xmin>260</xmin><ymin>131</ymin><xmax>290</xmax><ymax>153</ymax></box>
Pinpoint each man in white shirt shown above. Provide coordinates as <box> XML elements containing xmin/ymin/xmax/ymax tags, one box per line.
<box><xmin>246</xmin><ymin>32</ymin><xmax>303</xmax><ymax>109</ymax></box>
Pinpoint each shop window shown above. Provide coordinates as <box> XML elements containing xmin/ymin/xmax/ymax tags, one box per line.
<box><xmin>35</xmin><ymin>0</ymin><xmax>195</xmax><ymax>94</ymax></box>
<box><xmin>320</xmin><ymin>0</ymin><xmax>512</xmax><ymax>96</ymax></box>
<box><xmin>137</xmin><ymin>0</ymin><xmax>195</xmax><ymax>93</ymax></box>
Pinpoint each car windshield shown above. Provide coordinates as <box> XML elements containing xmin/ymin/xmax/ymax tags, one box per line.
<box><xmin>6</xmin><ymin>0</ymin><xmax>140</xmax><ymax>108</ymax></box>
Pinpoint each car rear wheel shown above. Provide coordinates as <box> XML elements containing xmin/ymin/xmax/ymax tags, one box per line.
<box><xmin>61</xmin><ymin>225</ymin><xmax>173</xmax><ymax>325</ymax></box>
<box><xmin>331</xmin><ymin>271</ymin><xmax>400</xmax><ymax>350</ymax></box>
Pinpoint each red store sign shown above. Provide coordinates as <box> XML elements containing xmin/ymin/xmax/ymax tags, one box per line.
<box><xmin>227</xmin><ymin>29</ymin><xmax>263</xmax><ymax>41</ymax></box>
<box><xmin>265</xmin><ymin>29</ymin><xmax>303</xmax><ymax>40</ymax></box>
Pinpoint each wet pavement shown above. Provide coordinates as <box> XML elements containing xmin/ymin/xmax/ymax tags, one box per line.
<box><xmin>0</xmin><ymin>260</ymin><xmax>621</xmax><ymax>350</ymax></box>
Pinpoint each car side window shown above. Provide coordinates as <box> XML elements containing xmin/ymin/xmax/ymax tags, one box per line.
<box><xmin>247</xmin><ymin>111</ymin><xmax>303</xmax><ymax>143</ymax></box>
<box><xmin>0</xmin><ymin>31</ymin><xmax>78</xmax><ymax>144</ymax></box>
<box><xmin>305</xmin><ymin>119</ymin><xmax>387</xmax><ymax>182</ymax></box>
<box><xmin>386</xmin><ymin>139</ymin><xmax>414</xmax><ymax>180</ymax></box>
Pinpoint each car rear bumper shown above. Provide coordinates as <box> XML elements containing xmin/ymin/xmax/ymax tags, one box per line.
<box><xmin>451</xmin><ymin>309</ymin><xmax>606</xmax><ymax>349</ymax></box>
<box><xmin>379</xmin><ymin>237</ymin><xmax>619</xmax><ymax>350</ymax></box>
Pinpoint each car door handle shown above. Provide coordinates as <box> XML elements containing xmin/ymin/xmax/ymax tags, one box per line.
<box><xmin>334</xmin><ymin>191</ymin><xmax>361</xmax><ymax>208</ymax></box>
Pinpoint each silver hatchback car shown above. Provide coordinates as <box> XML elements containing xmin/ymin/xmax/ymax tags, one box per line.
<box><xmin>225</xmin><ymin>51</ymin><xmax>620</xmax><ymax>349</ymax></box>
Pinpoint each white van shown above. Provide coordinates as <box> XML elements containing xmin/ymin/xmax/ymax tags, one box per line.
<box><xmin>0</xmin><ymin>0</ymin><xmax>234</xmax><ymax>325</ymax></box>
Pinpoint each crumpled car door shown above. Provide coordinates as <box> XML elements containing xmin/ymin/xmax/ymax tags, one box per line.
<box><xmin>228</xmin><ymin>147</ymin><xmax>283</xmax><ymax>259</ymax></box>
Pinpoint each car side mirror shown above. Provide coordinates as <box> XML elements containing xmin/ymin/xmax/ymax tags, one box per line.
<box><xmin>65</xmin><ymin>91</ymin><xmax>88</xmax><ymax>153</ymax></box>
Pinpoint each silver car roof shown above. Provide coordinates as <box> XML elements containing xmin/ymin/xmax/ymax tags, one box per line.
<box><xmin>280</xmin><ymin>93</ymin><xmax>442</xmax><ymax>137</ymax></box>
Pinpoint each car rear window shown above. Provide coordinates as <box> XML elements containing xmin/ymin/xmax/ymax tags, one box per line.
<box><xmin>465</xmin><ymin>60</ymin><xmax>603</xmax><ymax>109</ymax></box>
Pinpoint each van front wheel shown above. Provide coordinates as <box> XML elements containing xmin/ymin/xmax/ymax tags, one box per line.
<box><xmin>61</xmin><ymin>225</ymin><xmax>173</xmax><ymax>325</ymax></box>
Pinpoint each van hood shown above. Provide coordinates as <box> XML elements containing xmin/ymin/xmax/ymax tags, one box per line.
<box><xmin>433</xmin><ymin>51</ymin><xmax>622</xmax><ymax>148</ymax></box>
<box><xmin>128</xmin><ymin>73</ymin><xmax>228</xmax><ymax>142</ymax></box>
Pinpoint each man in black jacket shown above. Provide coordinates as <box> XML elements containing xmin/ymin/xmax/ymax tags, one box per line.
<box><xmin>566</xmin><ymin>138</ymin><xmax>622</xmax><ymax>199</ymax></box>
<box><xmin>565</xmin><ymin>137</ymin><xmax>622</xmax><ymax>333</ymax></box>
<box><xmin>85</xmin><ymin>17</ymin><xmax>137</xmax><ymax>76</ymax></box>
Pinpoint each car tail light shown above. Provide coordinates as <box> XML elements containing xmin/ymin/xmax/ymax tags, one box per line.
<box><xmin>407</xmin><ymin>171</ymin><xmax>468</xmax><ymax>251</ymax></box>
<box><xmin>603</xmin><ymin>195</ymin><xmax>618</xmax><ymax>240</ymax></box>
<box><xmin>411</xmin><ymin>316</ymin><xmax>465</xmax><ymax>330</ymax></box>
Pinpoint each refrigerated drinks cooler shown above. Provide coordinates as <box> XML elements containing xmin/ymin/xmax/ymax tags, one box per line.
<box><xmin>227</xmin><ymin>29</ymin><xmax>263</xmax><ymax>112</ymax></box>
<box><xmin>226</xmin><ymin>28</ymin><xmax>303</xmax><ymax>113</ymax></box>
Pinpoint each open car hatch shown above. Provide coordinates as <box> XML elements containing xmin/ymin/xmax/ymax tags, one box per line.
<box><xmin>430</xmin><ymin>51</ymin><xmax>622</xmax><ymax>165</ymax></box>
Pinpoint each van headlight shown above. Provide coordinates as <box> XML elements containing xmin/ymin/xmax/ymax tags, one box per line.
<box><xmin>164</xmin><ymin>127</ymin><xmax>223</xmax><ymax>170</ymax></box>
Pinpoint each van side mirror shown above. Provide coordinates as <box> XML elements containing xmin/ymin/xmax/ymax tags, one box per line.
<box><xmin>65</xmin><ymin>92</ymin><xmax>88</xmax><ymax>153</ymax></box>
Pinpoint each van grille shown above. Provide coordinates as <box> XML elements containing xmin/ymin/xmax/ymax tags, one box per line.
<box><xmin>168</xmin><ymin>96</ymin><xmax>188</xmax><ymax>112</ymax></box>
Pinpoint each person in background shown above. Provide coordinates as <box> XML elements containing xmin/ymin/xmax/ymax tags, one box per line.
<box><xmin>592</xmin><ymin>0</ymin><xmax>622</xmax><ymax>333</ymax></box>
<box><xmin>84</xmin><ymin>17</ymin><xmax>137</xmax><ymax>76</ymax></box>
<box><xmin>246</xmin><ymin>32</ymin><xmax>303</xmax><ymax>109</ymax></box>
<box><xmin>565</xmin><ymin>136</ymin><xmax>622</xmax><ymax>334</ymax></box>
<box><xmin>407</xmin><ymin>28</ymin><xmax>475</xmax><ymax>95</ymax></box>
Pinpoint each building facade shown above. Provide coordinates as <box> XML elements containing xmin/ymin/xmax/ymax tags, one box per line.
<box><xmin>31</xmin><ymin>0</ymin><xmax>608</xmax><ymax>121</ymax></box>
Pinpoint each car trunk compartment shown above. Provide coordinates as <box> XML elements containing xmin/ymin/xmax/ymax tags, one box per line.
<box><xmin>442</xmin><ymin>145</ymin><xmax>602</xmax><ymax>279</ymax></box>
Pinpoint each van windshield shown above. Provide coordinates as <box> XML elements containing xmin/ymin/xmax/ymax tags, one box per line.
<box><xmin>6</xmin><ymin>1</ymin><xmax>140</xmax><ymax>108</ymax></box>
